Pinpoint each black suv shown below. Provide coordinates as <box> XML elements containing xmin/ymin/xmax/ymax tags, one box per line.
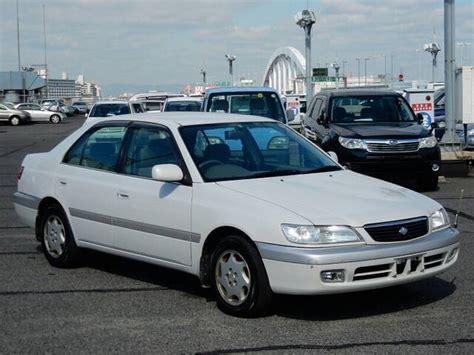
<box><xmin>302</xmin><ymin>89</ymin><xmax>440</xmax><ymax>190</ymax></box>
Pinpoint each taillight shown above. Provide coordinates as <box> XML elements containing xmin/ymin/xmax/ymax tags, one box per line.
<box><xmin>17</xmin><ymin>166</ymin><xmax>24</xmax><ymax>180</ymax></box>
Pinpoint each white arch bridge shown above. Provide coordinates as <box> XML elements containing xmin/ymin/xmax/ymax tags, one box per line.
<box><xmin>262</xmin><ymin>46</ymin><xmax>306</xmax><ymax>95</ymax></box>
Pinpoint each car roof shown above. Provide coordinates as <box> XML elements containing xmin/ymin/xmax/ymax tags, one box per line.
<box><xmin>92</xmin><ymin>101</ymin><xmax>130</xmax><ymax>105</ymax></box>
<box><xmin>317</xmin><ymin>89</ymin><xmax>402</xmax><ymax>98</ymax></box>
<box><xmin>165</xmin><ymin>97</ymin><xmax>202</xmax><ymax>102</ymax></box>
<box><xmin>205</xmin><ymin>87</ymin><xmax>279</xmax><ymax>95</ymax></box>
<box><xmin>87</xmin><ymin>112</ymin><xmax>275</xmax><ymax>129</ymax></box>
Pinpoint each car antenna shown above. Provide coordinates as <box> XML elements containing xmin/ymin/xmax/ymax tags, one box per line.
<box><xmin>453</xmin><ymin>189</ymin><xmax>464</xmax><ymax>228</ymax></box>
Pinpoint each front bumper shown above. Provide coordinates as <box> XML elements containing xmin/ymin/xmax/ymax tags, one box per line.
<box><xmin>257</xmin><ymin>227</ymin><xmax>459</xmax><ymax>295</ymax></box>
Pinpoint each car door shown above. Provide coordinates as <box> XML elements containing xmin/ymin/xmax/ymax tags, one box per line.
<box><xmin>0</xmin><ymin>104</ymin><xmax>10</xmax><ymax>120</ymax></box>
<box><xmin>315</xmin><ymin>97</ymin><xmax>331</xmax><ymax>146</ymax></box>
<box><xmin>111</xmin><ymin>123</ymin><xmax>193</xmax><ymax>266</ymax></box>
<box><xmin>55</xmin><ymin>122</ymin><xmax>128</xmax><ymax>247</ymax></box>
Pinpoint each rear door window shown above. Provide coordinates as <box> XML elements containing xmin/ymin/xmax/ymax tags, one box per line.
<box><xmin>63</xmin><ymin>126</ymin><xmax>127</xmax><ymax>172</ymax></box>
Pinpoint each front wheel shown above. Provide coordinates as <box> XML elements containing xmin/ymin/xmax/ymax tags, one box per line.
<box><xmin>39</xmin><ymin>204</ymin><xmax>81</xmax><ymax>267</ymax></box>
<box><xmin>50</xmin><ymin>114</ymin><xmax>61</xmax><ymax>124</ymax></box>
<box><xmin>211</xmin><ymin>235</ymin><xmax>273</xmax><ymax>317</ymax></box>
<box><xmin>9</xmin><ymin>116</ymin><xmax>21</xmax><ymax>126</ymax></box>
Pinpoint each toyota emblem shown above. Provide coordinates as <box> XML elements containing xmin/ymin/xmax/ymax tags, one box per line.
<box><xmin>399</xmin><ymin>227</ymin><xmax>408</xmax><ymax>235</ymax></box>
<box><xmin>388</xmin><ymin>139</ymin><xmax>399</xmax><ymax>145</ymax></box>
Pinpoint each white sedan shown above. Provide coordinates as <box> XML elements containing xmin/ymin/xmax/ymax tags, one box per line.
<box><xmin>13</xmin><ymin>113</ymin><xmax>460</xmax><ymax>316</ymax></box>
<box><xmin>14</xmin><ymin>103</ymin><xmax>66</xmax><ymax>123</ymax></box>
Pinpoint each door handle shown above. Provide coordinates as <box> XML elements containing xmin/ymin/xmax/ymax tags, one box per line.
<box><xmin>59</xmin><ymin>179</ymin><xmax>67</xmax><ymax>186</ymax></box>
<box><xmin>117</xmin><ymin>192</ymin><xmax>129</xmax><ymax>199</ymax></box>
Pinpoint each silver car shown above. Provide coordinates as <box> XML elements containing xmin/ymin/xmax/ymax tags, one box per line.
<box><xmin>15</xmin><ymin>103</ymin><xmax>65</xmax><ymax>124</ymax></box>
<box><xmin>0</xmin><ymin>103</ymin><xmax>31</xmax><ymax>126</ymax></box>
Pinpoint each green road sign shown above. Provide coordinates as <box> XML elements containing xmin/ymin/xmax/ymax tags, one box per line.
<box><xmin>312</xmin><ymin>76</ymin><xmax>336</xmax><ymax>82</ymax></box>
<box><xmin>312</xmin><ymin>67</ymin><xmax>328</xmax><ymax>77</ymax></box>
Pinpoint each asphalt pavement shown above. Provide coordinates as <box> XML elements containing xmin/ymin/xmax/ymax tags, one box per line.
<box><xmin>0</xmin><ymin>116</ymin><xmax>473</xmax><ymax>353</ymax></box>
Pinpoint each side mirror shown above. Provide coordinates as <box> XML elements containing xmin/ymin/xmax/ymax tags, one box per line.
<box><xmin>416</xmin><ymin>113</ymin><xmax>424</xmax><ymax>125</ymax></box>
<box><xmin>286</xmin><ymin>108</ymin><xmax>296</xmax><ymax>122</ymax></box>
<box><xmin>327</xmin><ymin>151</ymin><xmax>338</xmax><ymax>163</ymax></box>
<box><xmin>317</xmin><ymin>111</ymin><xmax>328</xmax><ymax>127</ymax></box>
<box><xmin>151</xmin><ymin>164</ymin><xmax>183</xmax><ymax>182</ymax></box>
<box><xmin>84</xmin><ymin>113</ymin><xmax>89</xmax><ymax>118</ymax></box>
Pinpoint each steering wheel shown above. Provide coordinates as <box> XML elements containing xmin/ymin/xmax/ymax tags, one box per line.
<box><xmin>199</xmin><ymin>160</ymin><xmax>223</xmax><ymax>170</ymax></box>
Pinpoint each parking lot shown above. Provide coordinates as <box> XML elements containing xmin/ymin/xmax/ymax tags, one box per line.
<box><xmin>0</xmin><ymin>117</ymin><xmax>473</xmax><ymax>353</ymax></box>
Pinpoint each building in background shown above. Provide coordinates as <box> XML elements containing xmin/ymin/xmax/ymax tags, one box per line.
<box><xmin>0</xmin><ymin>71</ymin><xmax>46</xmax><ymax>103</ymax></box>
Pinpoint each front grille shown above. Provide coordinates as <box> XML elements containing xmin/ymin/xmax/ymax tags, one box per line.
<box><xmin>364</xmin><ymin>216</ymin><xmax>429</xmax><ymax>242</ymax></box>
<box><xmin>366</xmin><ymin>140</ymin><xmax>419</xmax><ymax>153</ymax></box>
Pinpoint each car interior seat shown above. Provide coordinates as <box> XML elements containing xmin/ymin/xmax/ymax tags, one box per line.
<box><xmin>202</xmin><ymin>143</ymin><xmax>231</xmax><ymax>164</ymax></box>
<box><xmin>211</xmin><ymin>100</ymin><xmax>229</xmax><ymax>113</ymax></box>
<box><xmin>85</xmin><ymin>142</ymin><xmax>116</xmax><ymax>170</ymax></box>
<box><xmin>135</xmin><ymin>138</ymin><xmax>177</xmax><ymax>177</ymax></box>
<box><xmin>250</xmin><ymin>98</ymin><xmax>265</xmax><ymax>116</ymax></box>
<box><xmin>333</xmin><ymin>107</ymin><xmax>348</xmax><ymax>122</ymax></box>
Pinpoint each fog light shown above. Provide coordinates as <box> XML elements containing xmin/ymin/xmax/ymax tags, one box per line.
<box><xmin>432</xmin><ymin>163</ymin><xmax>440</xmax><ymax>172</ymax></box>
<box><xmin>447</xmin><ymin>248</ymin><xmax>458</xmax><ymax>262</ymax></box>
<box><xmin>321</xmin><ymin>270</ymin><xmax>345</xmax><ymax>283</ymax></box>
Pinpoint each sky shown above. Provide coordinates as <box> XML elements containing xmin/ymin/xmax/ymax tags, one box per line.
<box><xmin>0</xmin><ymin>0</ymin><xmax>473</xmax><ymax>95</ymax></box>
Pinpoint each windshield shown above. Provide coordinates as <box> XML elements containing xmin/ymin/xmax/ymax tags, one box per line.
<box><xmin>89</xmin><ymin>103</ymin><xmax>130</xmax><ymax>117</ymax></box>
<box><xmin>164</xmin><ymin>101</ymin><xmax>201</xmax><ymax>112</ymax></box>
<box><xmin>180</xmin><ymin>122</ymin><xmax>340</xmax><ymax>182</ymax></box>
<box><xmin>330</xmin><ymin>95</ymin><xmax>416</xmax><ymax>123</ymax></box>
<box><xmin>206</xmin><ymin>92</ymin><xmax>285</xmax><ymax>122</ymax></box>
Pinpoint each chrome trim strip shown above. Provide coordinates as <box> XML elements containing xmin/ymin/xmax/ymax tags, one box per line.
<box><xmin>256</xmin><ymin>228</ymin><xmax>460</xmax><ymax>265</ymax></box>
<box><xmin>364</xmin><ymin>216</ymin><xmax>428</xmax><ymax>229</ymax></box>
<box><xmin>70</xmin><ymin>208</ymin><xmax>112</xmax><ymax>225</ymax></box>
<box><xmin>13</xmin><ymin>192</ymin><xmax>41</xmax><ymax>210</ymax></box>
<box><xmin>365</xmin><ymin>139</ymin><xmax>420</xmax><ymax>144</ymax></box>
<box><xmin>69</xmin><ymin>208</ymin><xmax>200</xmax><ymax>243</ymax></box>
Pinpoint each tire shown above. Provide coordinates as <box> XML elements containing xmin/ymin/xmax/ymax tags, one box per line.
<box><xmin>418</xmin><ymin>173</ymin><xmax>439</xmax><ymax>191</ymax></box>
<box><xmin>39</xmin><ymin>203</ymin><xmax>81</xmax><ymax>267</ymax></box>
<box><xmin>9</xmin><ymin>116</ymin><xmax>21</xmax><ymax>126</ymax></box>
<box><xmin>210</xmin><ymin>235</ymin><xmax>273</xmax><ymax>317</ymax></box>
<box><xmin>50</xmin><ymin>114</ymin><xmax>61</xmax><ymax>124</ymax></box>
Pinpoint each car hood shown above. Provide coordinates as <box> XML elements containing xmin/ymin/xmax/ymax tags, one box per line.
<box><xmin>330</xmin><ymin>122</ymin><xmax>430</xmax><ymax>139</ymax></box>
<box><xmin>216</xmin><ymin>171</ymin><xmax>439</xmax><ymax>227</ymax></box>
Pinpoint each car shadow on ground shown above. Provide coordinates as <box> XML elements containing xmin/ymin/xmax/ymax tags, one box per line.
<box><xmin>77</xmin><ymin>248</ymin><xmax>209</xmax><ymax>299</ymax></box>
<box><xmin>53</xmin><ymin>247</ymin><xmax>457</xmax><ymax>319</ymax></box>
<box><xmin>272</xmin><ymin>277</ymin><xmax>457</xmax><ymax>321</ymax></box>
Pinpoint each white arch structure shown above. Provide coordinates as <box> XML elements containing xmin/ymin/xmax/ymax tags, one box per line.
<box><xmin>262</xmin><ymin>47</ymin><xmax>306</xmax><ymax>95</ymax></box>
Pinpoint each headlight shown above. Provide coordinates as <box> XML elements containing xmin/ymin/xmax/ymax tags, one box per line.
<box><xmin>467</xmin><ymin>129</ymin><xmax>474</xmax><ymax>137</ymax></box>
<box><xmin>338</xmin><ymin>137</ymin><xmax>367</xmax><ymax>150</ymax></box>
<box><xmin>419</xmin><ymin>136</ymin><xmax>438</xmax><ymax>148</ymax></box>
<box><xmin>430</xmin><ymin>208</ymin><xmax>450</xmax><ymax>231</ymax></box>
<box><xmin>281</xmin><ymin>224</ymin><xmax>362</xmax><ymax>245</ymax></box>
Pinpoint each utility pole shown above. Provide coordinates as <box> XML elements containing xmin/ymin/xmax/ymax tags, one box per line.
<box><xmin>442</xmin><ymin>0</ymin><xmax>457</xmax><ymax>144</ymax></box>
<box><xmin>295</xmin><ymin>10</ymin><xmax>316</xmax><ymax>102</ymax></box>
<box><xmin>43</xmin><ymin>4</ymin><xmax>48</xmax><ymax>99</ymax></box>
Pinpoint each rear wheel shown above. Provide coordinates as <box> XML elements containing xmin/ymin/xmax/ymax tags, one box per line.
<box><xmin>39</xmin><ymin>204</ymin><xmax>81</xmax><ymax>267</ymax></box>
<box><xmin>50</xmin><ymin>114</ymin><xmax>61</xmax><ymax>124</ymax></box>
<box><xmin>9</xmin><ymin>116</ymin><xmax>21</xmax><ymax>126</ymax></box>
<box><xmin>211</xmin><ymin>235</ymin><xmax>272</xmax><ymax>317</ymax></box>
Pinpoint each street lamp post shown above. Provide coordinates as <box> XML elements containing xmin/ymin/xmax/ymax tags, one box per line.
<box><xmin>331</xmin><ymin>62</ymin><xmax>340</xmax><ymax>89</ymax></box>
<box><xmin>225</xmin><ymin>54</ymin><xmax>236</xmax><ymax>86</ymax></box>
<box><xmin>200</xmin><ymin>69</ymin><xmax>207</xmax><ymax>88</ymax></box>
<box><xmin>295</xmin><ymin>9</ymin><xmax>316</xmax><ymax>102</ymax></box>
<box><xmin>355</xmin><ymin>58</ymin><xmax>361</xmax><ymax>86</ymax></box>
<box><xmin>364</xmin><ymin>57</ymin><xmax>370</xmax><ymax>86</ymax></box>
<box><xmin>424</xmin><ymin>42</ymin><xmax>441</xmax><ymax>82</ymax></box>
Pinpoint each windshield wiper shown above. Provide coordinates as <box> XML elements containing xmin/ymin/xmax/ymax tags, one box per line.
<box><xmin>247</xmin><ymin>169</ymin><xmax>304</xmax><ymax>179</ymax></box>
<box><xmin>301</xmin><ymin>166</ymin><xmax>341</xmax><ymax>174</ymax></box>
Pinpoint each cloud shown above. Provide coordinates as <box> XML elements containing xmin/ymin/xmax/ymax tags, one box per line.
<box><xmin>0</xmin><ymin>0</ymin><xmax>472</xmax><ymax>92</ymax></box>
